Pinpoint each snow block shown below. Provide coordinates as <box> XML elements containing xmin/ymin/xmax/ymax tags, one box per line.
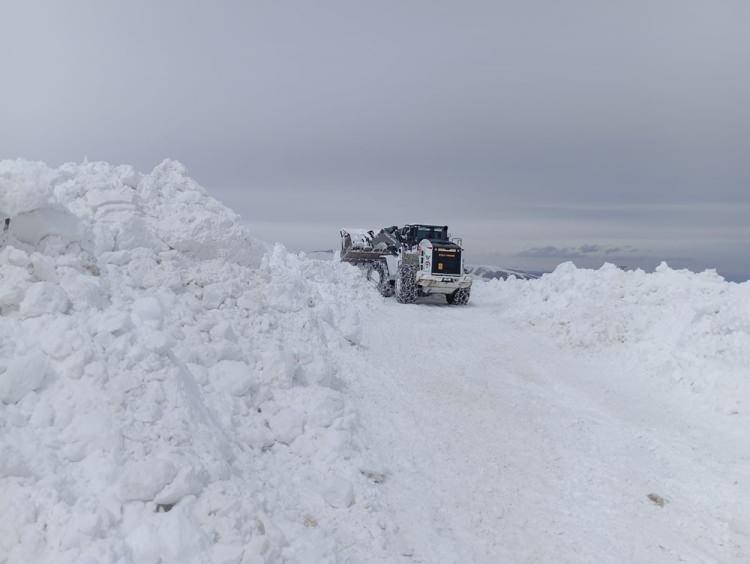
<box><xmin>10</xmin><ymin>207</ymin><xmax>83</xmax><ymax>246</ymax></box>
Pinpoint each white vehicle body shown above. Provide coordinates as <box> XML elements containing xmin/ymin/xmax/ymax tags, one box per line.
<box><xmin>411</xmin><ymin>239</ymin><xmax>472</xmax><ymax>296</ymax></box>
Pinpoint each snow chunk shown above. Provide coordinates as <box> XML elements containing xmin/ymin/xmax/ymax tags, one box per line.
<box><xmin>115</xmin><ymin>215</ymin><xmax>168</xmax><ymax>252</ymax></box>
<box><xmin>321</xmin><ymin>476</ymin><xmax>355</xmax><ymax>508</ymax></box>
<box><xmin>268</xmin><ymin>407</ymin><xmax>305</xmax><ymax>445</ymax></box>
<box><xmin>1</xmin><ymin>246</ymin><xmax>30</xmax><ymax>267</ymax></box>
<box><xmin>19</xmin><ymin>282</ymin><xmax>70</xmax><ymax>316</ymax></box>
<box><xmin>0</xmin><ymin>351</ymin><xmax>48</xmax><ymax>403</ymax></box>
<box><xmin>307</xmin><ymin>393</ymin><xmax>345</xmax><ymax>428</ymax></box>
<box><xmin>131</xmin><ymin>296</ymin><xmax>163</xmax><ymax>329</ymax></box>
<box><xmin>202</xmin><ymin>282</ymin><xmax>228</xmax><ymax>309</ymax></box>
<box><xmin>99</xmin><ymin>250</ymin><xmax>132</xmax><ymax>265</ymax></box>
<box><xmin>10</xmin><ymin>207</ymin><xmax>83</xmax><ymax>246</ymax></box>
<box><xmin>30</xmin><ymin>252</ymin><xmax>57</xmax><ymax>281</ymax></box>
<box><xmin>0</xmin><ymin>285</ymin><xmax>24</xmax><ymax>310</ymax></box>
<box><xmin>0</xmin><ymin>262</ymin><xmax>30</xmax><ymax>310</ymax></box>
<box><xmin>123</xmin><ymin>503</ymin><xmax>211</xmax><ymax>563</ymax></box>
<box><xmin>118</xmin><ymin>459</ymin><xmax>178</xmax><ymax>501</ymax></box>
<box><xmin>97</xmin><ymin>310</ymin><xmax>132</xmax><ymax>335</ymax></box>
<box><xmin>154</xmin><ymin>464</ymin><xmax>208</xmax><ymax>505</ymax></box>
<box><xmin>209</xmin><ymin>321</ymin><xmax>236</xmax><ymax>343</ymax></box>
<box><xmin>210</xmin><ymin>360</ymin><xmax>257</xmax><ymax>397</ymax></box>
<box><xmin>85</xmin><ymin>186</ymin><xmax>134</xmax><ymax>209</ymax></box>
<box><xmin>0</xmin><ymin>159</ymin><xmax>55</xmax><ymax>216</ymax></box>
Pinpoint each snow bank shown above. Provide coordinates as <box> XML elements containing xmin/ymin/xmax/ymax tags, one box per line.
<box><xmin>0</xmin><ymin>159</ymin><xmax>384</xmax><ymax>563</ymax></box>
<box><xmin>475</xmin><ymin>261</ymin><xmax>750</xmax><ymax>413</ymax></box>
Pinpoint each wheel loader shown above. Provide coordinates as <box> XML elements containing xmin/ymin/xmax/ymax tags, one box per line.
<box><xmin>340</xmin><ymin>224</ymin><xmax>472</xmax><ymax>305</ymax></box>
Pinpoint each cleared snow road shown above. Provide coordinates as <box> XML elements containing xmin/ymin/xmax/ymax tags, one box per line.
<box><xmin>345</xmin><ymin>292</ymin><xmax>746</xmax><ymax>563</ymax></box>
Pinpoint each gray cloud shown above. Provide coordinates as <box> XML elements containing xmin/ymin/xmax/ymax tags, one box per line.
<box><xmin>517</xmin><ymin>244</ymin><xmax>640</xmax><ymax>259</ymax></box>
<box><xmin>1</xmin><ymin>0</ymin><xmax>748</xmax><ymax>279</ymax></box>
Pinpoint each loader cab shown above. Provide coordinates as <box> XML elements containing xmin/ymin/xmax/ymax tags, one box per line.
<box><xmin>400</xmin><ymin>224</ymin><xmax>449</xmax><ymax>248</ymax></box>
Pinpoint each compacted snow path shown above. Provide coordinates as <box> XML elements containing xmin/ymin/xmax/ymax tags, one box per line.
<box><xmin>347</xmin><ymin>292</ymin><xmax>748</xmax><ymax>563</ymax></box>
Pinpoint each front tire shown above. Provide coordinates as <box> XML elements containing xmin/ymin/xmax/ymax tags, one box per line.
<box><xmin>446</xmin><ymin>287</ymin><xmax>470</xmax><ymax>305</ymax></box>
<box><xmin>395</xmin><ymin>264</ymin><xmax>417</xmax><ymax>304</ymax></box>
<box><xmin>366</xmin><ymin>261</ymin><xmax>394</xmax><ymax>297</ymax></box>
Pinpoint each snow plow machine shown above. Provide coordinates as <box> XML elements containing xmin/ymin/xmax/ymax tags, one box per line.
<box><xmin>340</xmin><ymin>224</ymin><xmax>472</xmax><ymax>304</ymax></box>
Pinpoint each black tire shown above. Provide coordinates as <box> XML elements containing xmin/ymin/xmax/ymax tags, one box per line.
<box><xmin>446</xmin><ymin>287</ymin><xmax>470</xmax><ymax>305</ymax></box>
<box><xmin>380</xmin><ymin>279</ymin><xmax>395</xmax><ymax>297</ymax></box>
<box><xmin>395</xmin><ymin>264</ymin><xmax>417</xmax><ymax>304</ymax></box>
<box><xmin>366</xmin><ymin>261</ymin><xmax>394</xmax><ymax>297</ymax></box>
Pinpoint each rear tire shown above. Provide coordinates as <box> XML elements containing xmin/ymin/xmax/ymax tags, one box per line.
<box><xmin>446</xmin><ymin>287</ymin><xmax>470</xmax><ymax>305</ymax></box>
<box><xmin>395</xmin><ymin>264</ymin><xmax>417</xmax><ymax>303</ymax></box>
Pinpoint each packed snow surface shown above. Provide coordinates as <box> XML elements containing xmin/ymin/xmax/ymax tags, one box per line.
<box><xmin>1</xmin><ymin>159</ymin><xmax>748</xmax><ymax>563</ymax></box>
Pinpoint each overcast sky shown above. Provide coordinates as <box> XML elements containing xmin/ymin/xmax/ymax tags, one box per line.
<box><xmin>2</xmin><ymin>1</ymin><xmax>748</xmax><ymax>279</ymax></box>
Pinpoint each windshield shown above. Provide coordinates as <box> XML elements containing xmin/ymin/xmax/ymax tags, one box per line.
<box><xmin>414</xmin><ymin>226</ymin><xmax>448</xmax><ymax>241</ymax></box>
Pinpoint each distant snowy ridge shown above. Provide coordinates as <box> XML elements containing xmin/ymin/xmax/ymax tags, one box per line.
<box><xmin>465</xmin><ymin>264</ymin><xmax>541</xmax><ymax>281</ymax></box>
<box><xmin>0</xmin><ymin>159</ymin><xmax>385</xmax><ymax>563</ymax></box>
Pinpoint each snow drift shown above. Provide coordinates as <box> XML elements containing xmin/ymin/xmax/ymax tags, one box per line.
<box><xmin>475</xmin><ymin>262</ymin><xmax>750</xmax><ymax>415</ymax></box>
<box><xmin>0</xmin><ymin>159</ymin><xmax>384</xmax><ymax>564</ymax></box>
